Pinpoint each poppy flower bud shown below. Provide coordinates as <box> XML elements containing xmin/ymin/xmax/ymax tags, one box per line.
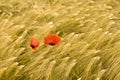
<box><xmin>30</xmin><ymin>37</ymin><xmax>40</xmax><ymax>49</ymax></box>
<box><xmin>44</xmin><ymin>34</ymin><xmax>61</xmax><ymax>46</ymax></box>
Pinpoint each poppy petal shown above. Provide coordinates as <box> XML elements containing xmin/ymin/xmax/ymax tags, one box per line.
<box><xmin>44</xmin><ymin>34</ymin><xmax>61</xmax><ymax>46</ymax></box>
<box><xmin>30</xmin><ymin>37</ymin><xmax>40</xmax><ymax>49</ymax></box>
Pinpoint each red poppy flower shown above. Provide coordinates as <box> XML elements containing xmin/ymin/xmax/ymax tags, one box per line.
<box><xmin>30</xmin><ymin>37</ymin><xmax>40</xmax><ymax>50</ymax></box>
<box><xmin>44</xmin><ymin>34</ymin><xmax>61</xmax><ymax>46</ymax></box>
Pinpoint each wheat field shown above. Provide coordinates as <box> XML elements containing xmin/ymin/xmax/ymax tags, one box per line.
<box><xmin>0</xmin><ymin>0</ymin><xmax>120</xmax><ymax>80</ymax></box>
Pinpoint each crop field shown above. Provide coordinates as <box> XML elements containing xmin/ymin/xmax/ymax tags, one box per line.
<box><xmin>0</xmin><ymin>0</ymin><xmax>120</xmax><ymax>80</ymax></box>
